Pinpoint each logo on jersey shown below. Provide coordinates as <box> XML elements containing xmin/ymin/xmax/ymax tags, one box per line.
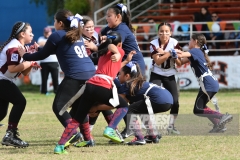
<box><xmin>11</xmin><ymin>54</ymin><xmax>18</xmax><ymax>62</ymax></box>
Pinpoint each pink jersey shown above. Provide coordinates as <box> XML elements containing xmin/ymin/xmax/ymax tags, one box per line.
<box><xmin>0</xmin><ymin>39</ymin><xmax>25</xmax><ymax>81</ymax></box>
<box><xmin>87</xmin><ymin>47</ymin><xmax>124</xmax><ymax>89</ymax></box>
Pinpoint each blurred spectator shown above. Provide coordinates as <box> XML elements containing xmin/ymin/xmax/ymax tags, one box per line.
<box><xmin>142</xmin><ymin>18</ymin><xmax>158</xmax><ymax>51</ymax></box>
<box><xmin>229</xmin><ymin>27</ymin><xmax>240</xmax><ymax>55</ymax></box>
<box><xmin>37</xmin><ymin>27</ymin><xmax>59</xmax><ymax>95</ymax></box>
<box><xmin>193</xmin><ymin>7</ymin><xmax>211</xmax><ymax>38</ymax></box>
<box><xmin>206</xmin><ymin>12</ymin><xmax>224</xmax><ymax>49</ymax></box>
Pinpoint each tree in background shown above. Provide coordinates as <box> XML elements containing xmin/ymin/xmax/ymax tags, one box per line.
<box><xmin>30</xmin><ymin>0</ymin><xmax>90</xmax><ymax>23</ymax></box>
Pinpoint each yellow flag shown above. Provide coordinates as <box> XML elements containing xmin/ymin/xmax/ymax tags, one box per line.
<box><xmin>207</xmin><ymin>22</ymin><xmax>214</xmax><ymax>31</ymax></box>
<box><xmin>132</xmin><ymin>25</ymin><xmax>138</xmax><ymax>31</ymax></box>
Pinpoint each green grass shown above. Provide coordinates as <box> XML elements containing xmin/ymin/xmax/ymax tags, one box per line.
<box><xmin>0</xmin><ymin>87</ymin><xmax>240</xmax><ymax>160</ymax></box>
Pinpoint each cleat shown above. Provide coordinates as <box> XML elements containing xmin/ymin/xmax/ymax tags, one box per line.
<box><xmin>144</xmin><ymin>134</ymin><xmax>161</xmax><ymax>143</ymax></box>
<box><xmin>74</xmin><ymin>139</ymin><xmax>95</xmax><ymax>147</ymax></box>
<box><xmin>209</xmin><ymin>125</ymin><xmax>227</xmax><ymax>133</ymax></box>
<box><xmin>218</xmin><ymin>113</ymin><xmax>233</xmax><ymax>128</ymax></box>
<box><xmin>54</xmin><ymin>144</ymin><xmax>68</xmax><ymax>154</ymax></box>
<box><xmin>127</xmin><ymin>137</ymin><xmax>146</xmax><ymax>145</ymax></box>
<box><xmin>64</xmin><ymin>132</ymin><xmax>82</xmax><ymax>148</ymax></box>
<box><xmin>108</xmin><ymin>129</ymin><xmax>124</xmax><ymax>144</ymax></box>
<box><xmin>1</xmin><ymin>128</ymin><xmax>29</xmax><ymax>148</ymax></box>
<box><xmin>103</xmin><ymin>127</ymin><xmax>122</xmax><ymax>143</ymax></box>
<box><xmin>120</xmin><ymin>128</ymin><xmax>134</xmax><ymax>139</ymax></box>
<box><xmin>167</xmin><ymin>125</ymin><xmax>180</xmax><ymax>135</ymax></box>
<box><xmin>116</xmin><ymin>129</ymin><xmax>124</xmax><ymax>142</ymax></box>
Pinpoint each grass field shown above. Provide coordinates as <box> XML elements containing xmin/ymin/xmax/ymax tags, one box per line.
<box><xmin>0</xmin><ymin>85</ymin><xmax>239</xmax><ymax>160</ymax></box>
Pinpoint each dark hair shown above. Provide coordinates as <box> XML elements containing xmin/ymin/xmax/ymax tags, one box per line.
<box><xmin>55</xmin><ymin>9</ymin><xmax>82</xmax><ymax>43</ymax></box>
<box><xmin>201</xmin><ymin>6</ymin><xmax>210</xmax><ymax>15</ymax></box>
<box><xmin>192</xmin><ymin>33</ymin><xmax>212</xmax><ymax>70</ymax></box>
<box><xmin>97</xmin><ymin>31</ymin><xmax>122</xmax><ymax>56</ymax></box>
<box><xmin>121</xmin><ymin>63</ymin><xmax>145</xmax><ymax>96</ymax></box>
<box><xmin>82</xmin><ymin>15</ymin><xmax>93</xmax><ymax>25</ymax></box>
<box><xmin>108</xmin><ymin>4</ymin><xmax>134</xmax><ymax>32</ymax></box>
<box><xmin>0</xmin><ymin>21</ymin><xmax>30</xmax><ymax>52</ymax></box>
<box><xmin>157</xmin><ymin>22</ymin><xmax>172</xmax><ymax>31</ymax></box>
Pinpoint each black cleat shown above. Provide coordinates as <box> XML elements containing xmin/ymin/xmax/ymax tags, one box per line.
<box><xmin>144</xmin><ymin>134</ymin><xmax>161</xmax><ymax>143</ymax></box>
<box><xmin>1</xmin><ymin>128</ymin><xmax>29</xmax><ymax>148</ymax></box>
<box><xmin>127</xmin><ymin>137</ymin><xmax>146</xmax><ymax>145</ymax></box>
<box><xmin>64</xmin><ymin>132</ymin><xmax>83</xmax><ymax>148</ymax></box>
<box><xmin>75</xmin><ymin>139</ymin><xmax>95</xmax><ymax>147</ymax></box>
<box><xmin>120</xmin><ymin>128</ymin><xmax>134</xmax><ymax>139</ymax></box>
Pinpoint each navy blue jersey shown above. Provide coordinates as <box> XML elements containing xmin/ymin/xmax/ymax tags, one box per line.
<box><xmin>101</xmin><ymin>23</ymin><xmax>146</xmax><ymax>75</ymax></box>
<box><xmin>23</xmin><ymin>30</ymin><xmax>96</xmax><ymax>80</ymax></box>
<box><xmin>114</xmin><ymin>78</ymin><xmax>173</xmax><ymax>104</ymax></box>
<box><xmin>188</xmin><ymin>48</ymin><xmax>219</xmax><ymax>92</ymax></box>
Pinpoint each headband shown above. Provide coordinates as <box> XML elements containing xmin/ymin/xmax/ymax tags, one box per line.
<box><xmin>67</xmin><ymin>14</ymin><xmax>84</xmax><ymax>28</ymax></box>
<box><xmin>201</xmin><ymin>44</ymin><xmax>209</xmax><ymax>54</ymax></box>
<box><xmin>116</xmin><ymin>3</ymin><xmax>127</xmax><ymax>14</ymax></box>
<box><xmin>16</xmin><ymin>22</ymin><xmax>25</xmax><ymax>35</ymax></box>
<box><xmin>126</xmin><ymin>61</ymin><xmax>137</xmax><ymax>73</ymax></box>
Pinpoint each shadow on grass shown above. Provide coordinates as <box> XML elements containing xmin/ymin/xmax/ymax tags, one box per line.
<box><xmin>18</xmin><ymin>84</ymin><xmax>40</xmax><ymax>93</ymax></box>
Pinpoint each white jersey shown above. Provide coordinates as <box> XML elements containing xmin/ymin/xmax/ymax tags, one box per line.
<box><xmin>149</xmin><ymin>37</ymin><xmax>181</xmax><ymax>77</ymax></box>
<box><xmin>0</xmin><ymin>39</ymin><xmax>25</xmax><ymax>81</ymax></box>
<box><xmin>37</xmin><ymin>36</ymin><xmax>58</xmax><ymax>63</ymax></box>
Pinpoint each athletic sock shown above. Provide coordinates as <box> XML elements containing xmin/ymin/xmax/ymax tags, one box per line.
<box><xmin>80</xmin><ymin>122</ymin><xmax>91</xmax><ymax>141</ymax></box>
<box><xmin>8</xmin><ymin>122</ymin><xmax>18</xmax><ymax>130</ymax></box>
<box><xmin>108</xmin><ymin>107</ymin><xmax>128</xmax><ymax>129</ymax></box>
<box><xmin>58</xmin><ymin>119</ymin><xmax>79</xmax><ymax>145</ymax></box>
<box><xmin>134</xmin><ymin>120</ymin><xmax>144</xmax><ymax>140</ymax></box>
<box><xmin>204</xmin><ymin>107</ymin><xmax>223</xmax><ymax>119</ymax></box>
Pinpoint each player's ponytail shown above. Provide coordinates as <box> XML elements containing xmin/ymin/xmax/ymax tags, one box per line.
<box><xmin>98</xmin><ymin>31</ymin><xmax>122</xmax><ymax>56</ymax></box>
<box><xmin>55</xmin><ymin>9</ymin><xmax>83</xmax><ymax>43</ymax></box>
<box><xmin>0</xmin><ymin>22</ymin><xmax>29</xmax><ymax>53</ymax></box>
<box><xmin>122</xmin><ymin>61</ymin><xmax>145</xmax><ymax>96</ymax></box>
<box><xmin>192</xmin><ymin>33</ymin><xmax>212</xmax><ymax>70</ymax></box>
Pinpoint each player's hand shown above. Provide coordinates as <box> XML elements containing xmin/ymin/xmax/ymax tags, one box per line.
<box><xmin>30</xmin><ymin>61</ymin><xmax>42</xmax><ymax>70</ymax></box>
<box><xmin>111</xmin><ymin>53</ymin><xmax>121</xmax><ymax>62</ymax></box>
<box><xmin>18</xmin><ymin>46</ymin><xmax>26</xmax><ymax>57</ymax></box>
<box><xmin>84</xmin><ymin>41</ymin><xmax>97</xmax><ymax>51</ymax></box>
<box><xmin>156</xmin><ymin>47</ymin><xmax>164</xmax><ymax>55</ymax></box>
<box><xmin>28</xmin><ymin>42</ymin><xmax>39</xmax><ymax>53</ymax></box>
<box><xmin>125</xmin><ymin>50</ymin><xmax>136</xmax><ymax>63</ymax></box>
<box><xmin>89</xmin><ymin>107</ymin><xmax>99</xmax><ymax>117</ymax></box>
<box><xmin>175</xmin><ymin>49</ymin><xmax>183</xmax><ymax>58</ymax></box>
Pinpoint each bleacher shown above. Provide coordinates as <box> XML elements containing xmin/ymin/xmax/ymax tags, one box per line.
<box><xmin>135</xmin><ymin>0</ymin><xmax>240</xmax><ymax>56</ymax></box>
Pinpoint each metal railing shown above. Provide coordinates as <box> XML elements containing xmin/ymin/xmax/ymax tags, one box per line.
<box><xmin>93</xmin><ymin>0</ymin><xmax>120</xmax><ymax>25</ymax></box>
<box><xmin>94</xmin><ymin>20</ymin><xmax>240</xmax><ymax>55</ymax></box>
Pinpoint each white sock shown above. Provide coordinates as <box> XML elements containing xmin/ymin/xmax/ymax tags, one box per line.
<box><xmin>169</xmin><ymin>114</ymin><xmax>175</xmax><ymax>127</ymax></box>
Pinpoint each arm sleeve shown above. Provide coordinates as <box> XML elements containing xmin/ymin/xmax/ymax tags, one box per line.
<box><xmin>23</xmin><ymin>32</ymin><xmax>60</xmax><ymax>61</ymax></box>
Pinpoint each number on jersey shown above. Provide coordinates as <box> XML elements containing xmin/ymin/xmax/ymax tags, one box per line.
<box><xmin>74</xmin><ymin>45</ymin><xmax>88</xmax><ymax>58</ymax></box>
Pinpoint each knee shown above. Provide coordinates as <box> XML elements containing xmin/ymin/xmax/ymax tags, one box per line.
<box><xmin>18</xmin><ymin>97</ymin><xmax>26</xmax><ymax>109</ymax></box>
<box><xmin>52</xmin><ymin>102</ymin><xmax>58</xmax><ymax>114</ymax></box>
<box><xmin>170</xmin><ymin>102</ymin><xmax>179</xmax><ymax>114</ymax></box>
<box><xmin>193</xmin><ymin>107</ymin><xmax>202</xmax><ymax>116</ymax></box>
